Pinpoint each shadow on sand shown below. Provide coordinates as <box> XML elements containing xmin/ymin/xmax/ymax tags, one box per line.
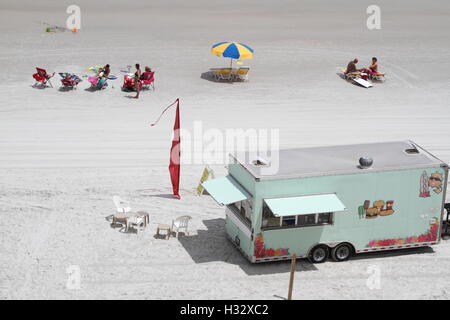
<box><xmin>178</xmin><ymin>218</ymin><xmax>318</xmax><ymax>276</ymax></box>
<box><xmin>200</xmin><ymin>71</ymin><xmax>216</xmax><ymax>83</ymax></box>
<box><xmin>200</xmin><ymin>71</ymin><xmax>235</xmax><ymax>84</ymax></box>
<box><xmin>352</xmin><ymin>246</ymin><xmax>435</xmax><ymax>260</ymax></box>
<box><xmin>84</xmin><ymin>86</ymin><xmax>99</xmax><ymax>92</ymax></box>
<box><xmin>178</xmin><ymin>218</ymin><xmax>440</xmax><ymax>275</ymax></box>
<box><xmin>336</xmin><ymin>72</ymin><xmax>370</xmax><ymax>88</ymax></box>
<box><xmin>30</xmin><ymin>84</ymin><xmax>50</xmax><ymax>90</ymax></box>
<box><xmin>58</xmin><ymin>86</ymin><xmax>77</xmax><ymax>92</ymax></box>
<box><xmin>139</xmin><ymin>193</ymin><xmax>180</xmax><ymax>200</ymax></box>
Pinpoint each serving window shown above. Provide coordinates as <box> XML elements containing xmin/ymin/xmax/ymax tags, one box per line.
<box><xmin>297</xmin><ymin>214</ymin><xmax>316</xmax><ymax>226</ymax></box>
<box><xmin>230</xmin><ymin>199</ymin><xmax>253</xmax><ymax>225</ymax></box>
<box><xmin>261</xmin><ymin>203</ymin><xmax>334</xmax><ymax>230</ymax></box>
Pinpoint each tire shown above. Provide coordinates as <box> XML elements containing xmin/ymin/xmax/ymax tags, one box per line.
<box><xmin>308</xmin><ymin>245</ymin><xmax>329</xmax><ymax>263</ymax></box>
<box><xmin>331</xmin><ymin>243</ymin><xmax>354</xmax><ymax>262</ymax></box>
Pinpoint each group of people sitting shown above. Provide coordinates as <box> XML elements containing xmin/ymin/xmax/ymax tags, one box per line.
<box><xmin>88</xmin><ymin>63</ymin><xmax>154</xmax><ymax>98</ymax></box>
<box><xmin>346</xmin><ymin>57</ymin><xmax>379</xmax><ymax>75</ymax></box>
<box><xmin>130</xmin><ymin>64</ymin><xmax>154</xmax><ymax>99</ymax></box>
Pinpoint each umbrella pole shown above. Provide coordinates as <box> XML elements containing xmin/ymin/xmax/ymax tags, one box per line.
<box><xmin>230</xmin><ymin>59</ymin><xmax>233</xmax><ymax>81</ymax></box>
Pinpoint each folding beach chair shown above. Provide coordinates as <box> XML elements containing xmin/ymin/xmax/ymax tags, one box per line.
<box><xmin>141</xmin><ymin>71</ymin><xmax>155</xmax><ymax>90</ymax></box>
<box><xmin>33</xmin><ymin>67</ymin><xmax>54</xmax><ymax>87</ymax></box>
<box><xmin>88</xmin><ymin>76</ymin><xmax>108</xmax><ymax>90</ymax></box>
<box><xmin>59</xmin><ymin>73</ymin><xmax>82</xmax><ymax>89</ymax></box>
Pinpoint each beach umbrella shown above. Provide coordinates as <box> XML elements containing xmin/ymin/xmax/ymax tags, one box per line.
<box><xmin>211</xmin><ymin>42</ymin><xmax>254</xmax><ymax>68</ymax></box>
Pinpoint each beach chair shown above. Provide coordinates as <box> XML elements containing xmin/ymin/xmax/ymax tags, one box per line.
<box><xmin>88</xmin><ymin>76</ymin><xmax>108</xmax><ymax>90</ymax></box>
<box><xmin>212</xmin><ymin>68</ymin><xmax>233</xmax><ymax>81</ymax></box>
<box><xmin>141</xmin><ymin>71</ymin><xmax>155</xmax><ymax>90</ymax></box>
<box><xmin>59</xmin><ymin>73</ymin><xmax>81</xmax><ymax>89</ymax></box>
<box><xmin>111</xmin><ymin>196</ymin><xmax>132</xmax><ymax>228</ymax></box>
<box><xmin>33</xmin><ymin>67</ymin><xmax>54</xmax><ymax>87</ymax></box>
<box><xmin>210</xmin><ymin>68</ymin><xmax>221</xmax><ymax>81</ymax></box>
<box><xmin>171</xmin><ymin>215</ymin><xmax>192</xmax><ymax>238</ymax></box>
<box><xmin>235</xmin><ymin>67</ymin><xmax>250</xmax><ymax>81</ymax></box>
<box><xmin>368</xmin><ymin>71</ymin><xmax>386</xmax><ymax>82</ymax></box>
<box><xmin>113</xmin><ymin>195</ymin><xmax>131</xmax><ymax>213</ymax></box>
<box><xmin>126</xmin><ymin>215</ymin><xmax>146</xmax><ymax>233</ymax></box>
<box><xmin>340</xmin><ymin>68</ymin><xmax>361</xmax><ymax>80</ymax></box>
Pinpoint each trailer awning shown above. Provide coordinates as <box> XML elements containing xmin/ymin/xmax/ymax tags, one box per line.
<box><xmin>264</xmin><ymin>193</ymin><xmax>346</xmax><ymax>217</ymax></box>
<box><xmin>202</xmin><ymin>176</ymin><xmax>251</xmax><ymax>205</ymax></box>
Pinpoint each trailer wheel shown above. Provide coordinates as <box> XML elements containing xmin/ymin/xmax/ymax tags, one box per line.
<box><xmin>308</xmin><ymin>245</ymin><xmax>329</xmax><ymax>263</ymax></box>
<box><xmin>331</xmin><ymin>243</ymin><xmax>353</xmax><ymax>262</ymax></box>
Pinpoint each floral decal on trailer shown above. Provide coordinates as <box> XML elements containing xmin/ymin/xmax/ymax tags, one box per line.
<box><xmin>254</xmin><ymin>233</ymin><xmax>289</xmax><ymax>258</ymax></box>
<box><xmin>366</xmin><ymin>219</ymin><xmax>439</xmax><ymax>247</ymax></box>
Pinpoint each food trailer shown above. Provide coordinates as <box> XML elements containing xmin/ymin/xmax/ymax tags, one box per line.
<box><xmin>202</xmin><ymin>141</ymin><xmax>449</xmax><ymax>263</ymax></box>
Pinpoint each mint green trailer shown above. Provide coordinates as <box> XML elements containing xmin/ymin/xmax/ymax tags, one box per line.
<box><xmin>203</xmin><ymin>141</ymin><xmax>448</xmax><ymax>263</ymax></box>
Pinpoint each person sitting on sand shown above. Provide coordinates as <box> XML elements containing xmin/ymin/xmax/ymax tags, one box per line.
<box><xmin>346</xmin><ymin>58</ymin><xmax>361</xmax><ymax>74</ymax></box>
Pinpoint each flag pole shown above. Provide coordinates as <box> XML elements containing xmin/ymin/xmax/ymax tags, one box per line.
<box><xmin>287</xmin><ymin>254</ymin><xmax>297</xmax><ymax>300</ymax></box>
<box><xmin>150</xmin><ymin>98</ymin><xmax>181</xmax><ymax>199</ymax></box>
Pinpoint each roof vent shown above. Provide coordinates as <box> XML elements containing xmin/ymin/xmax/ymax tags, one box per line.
<box><xmin>252</xmin><ymin>157</ymin><xmax>269</xmax><ymax>166</ymax></box>
<box><xmin>358</xmin><ymin>157</ymin><xmax>373</xmax><ymax>169</ymax></box>
<box><xmin>405</xmin><ymin>147</ymin><xmax>419</xmax><ymax>154</ymax></box>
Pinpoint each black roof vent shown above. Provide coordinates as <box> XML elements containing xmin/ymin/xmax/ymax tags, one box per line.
<box><xmin>252</xmin><ymin>157</ymin><xmax>269</xmax><ymax>166</ymax></box>
<box><xmin>405</xmin><ymin>147</ymin><xmax>419</xmax><ymax>154</ymax></box>
<box><xmin>358</xmin><ymin>157</ymin><xmax>373</xmax><ymax>169</ymax></box>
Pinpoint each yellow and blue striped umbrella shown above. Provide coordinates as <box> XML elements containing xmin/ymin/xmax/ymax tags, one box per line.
<box><xmin>211</xmin><ymin>42</ymin><xmax>254</xmax><ymax>60</ymax></box>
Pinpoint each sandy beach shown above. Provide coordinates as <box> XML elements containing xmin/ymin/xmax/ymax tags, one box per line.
<box><xmin>0</xmin><ymin>0</ymin><xmax>450</xmax><ymax>299</ymax></box>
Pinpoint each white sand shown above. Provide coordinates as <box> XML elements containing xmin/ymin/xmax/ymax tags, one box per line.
<box><xmin>1</xmin><ymin>0</ymin><xmax>450</xmax><ymax>299</ymax></box>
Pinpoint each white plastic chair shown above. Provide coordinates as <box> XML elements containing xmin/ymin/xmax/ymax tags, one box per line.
<box><xmin>171</xmin><ymin>216</ymin><xmax>192</xmax><ymax>238</ymax></box>
<box><xmin>127</xmin><ymin>215</ymin><xmax>145</xmax><ymax>233</ymax></box>
<box><xmin>113</xmin><ymin>195</ymin><xmax>131</xmax><ymax>213</ymax></box>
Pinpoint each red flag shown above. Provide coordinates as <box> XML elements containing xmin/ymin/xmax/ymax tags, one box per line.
<box><xmin>169</xmin><ymin>99</ymin><xmax>181</xmax><ymax>199</ymax></box>
<box><xmin>150</xmin><ymin>99</ymin><xmax>181</xmax><ymax>199</ymax></box>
